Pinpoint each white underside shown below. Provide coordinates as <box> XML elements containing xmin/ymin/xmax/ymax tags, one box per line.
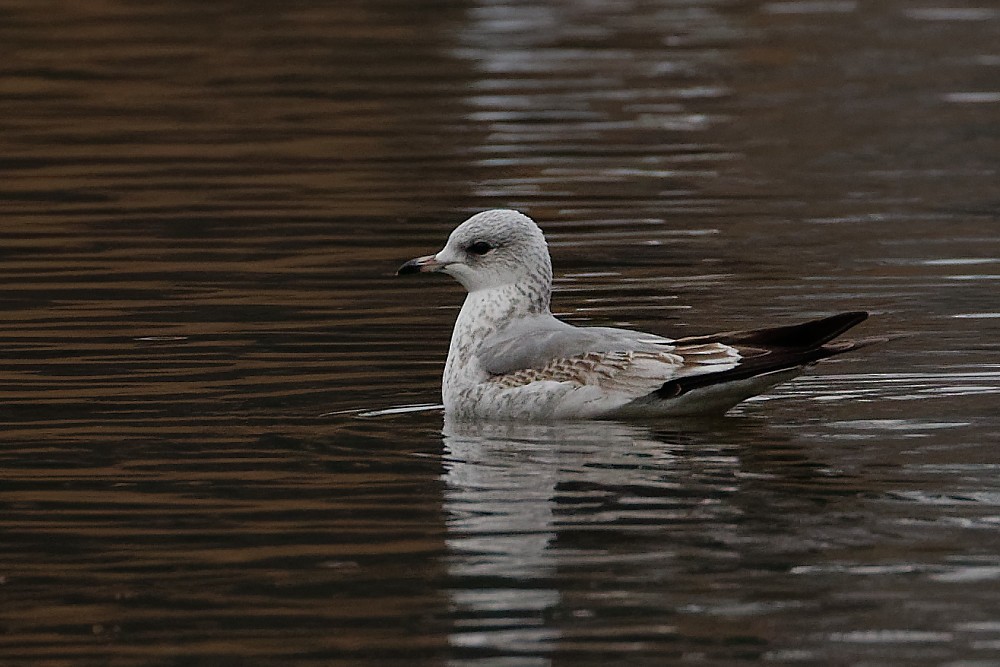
<box><xmin>444</xmin><ymin>367</ymin><xmax>804</xmax><ymax>422</ymax></box>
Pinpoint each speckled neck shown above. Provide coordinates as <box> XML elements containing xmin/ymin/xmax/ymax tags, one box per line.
<box><xmin>442</xmin><ymin>281</ymin><xmax>550</xmax><ymax>407</ymax></box>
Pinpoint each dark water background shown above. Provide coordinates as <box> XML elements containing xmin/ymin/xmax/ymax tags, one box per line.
<box><xmin>1</xmin><ymin>1</ymin><xmax>999</xmax><ymax>664</ymax></box>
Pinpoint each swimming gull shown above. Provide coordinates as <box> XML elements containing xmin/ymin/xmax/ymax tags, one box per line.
<box><xmin>397</xmin><ymin>209</ymin><xmax>880</xmax><ymax>420</ymax></box>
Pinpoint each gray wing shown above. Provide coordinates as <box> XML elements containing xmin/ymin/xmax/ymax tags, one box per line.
<box><xmin>477</xmin><ymin>314</ymin><xmax>676</xmax><ymax>375</ymax></box>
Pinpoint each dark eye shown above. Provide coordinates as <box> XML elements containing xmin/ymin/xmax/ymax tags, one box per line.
<box><xmin>467</xmin><ymin>241</ymin><xmax>493</xmax><ymax>255</ymax></box>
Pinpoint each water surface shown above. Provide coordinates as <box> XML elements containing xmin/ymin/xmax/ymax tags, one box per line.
<box><xmin>1</xmin><ymin>0</ymin><xmax>998</xmax><ymax>664</ymax></box>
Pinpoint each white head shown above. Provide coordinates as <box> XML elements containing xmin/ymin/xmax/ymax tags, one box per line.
<box><xmin>398</xmin><ymin>210</ymin><xmax>552</xmax><ymax>296</ymax></box>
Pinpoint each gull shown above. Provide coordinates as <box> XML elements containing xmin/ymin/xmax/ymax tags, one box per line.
<box><xmin>397</xmin><ymin>209</ymin><xmax>880</xmax><ymax>421</ymax></box>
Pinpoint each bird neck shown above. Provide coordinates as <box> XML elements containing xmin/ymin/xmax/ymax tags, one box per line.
<box><xmin>443</xmin><ymin>282</ymin><xmax>550</xmax><ymax>396</ymax></box>
<box><xmin>457</xmin><ymin>281</ymin><xmax>550</xmax><ymax>341</ymax></box>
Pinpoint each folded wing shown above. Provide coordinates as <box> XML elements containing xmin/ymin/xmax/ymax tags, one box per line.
<box><xmin>476</xmin><ymin>311</ymin><xmax>875</xmax><ymax>409</ymax></box>
<box><xmin>478</xmin><ymin>315</ymin><xmax>742</xmax><ymax>403</ymax></box>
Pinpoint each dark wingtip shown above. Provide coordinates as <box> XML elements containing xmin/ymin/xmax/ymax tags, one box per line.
<box><xmin>812</xmin><ymin>311</ymin><xmax>869</xmax><ymax>343</ymax></box>
<box><xmin>654</xmin><ymin>312</ymin><xmax>888</xmax><ymax>402</ymax></box>
<box><xmin>842</xmin><ymin>310</ymin><xmax>869</xmax><ymax>326</ymax></box>
<box><xmin>734</xmin><ymin>311</ymin><xmax>870</xmax><ymax>349</ymax></box>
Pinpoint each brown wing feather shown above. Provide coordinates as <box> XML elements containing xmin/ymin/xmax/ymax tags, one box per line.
<box><xmin>487</xmin><ymin>344</ymin><xmax>740</xmax><ymax>396</ymax></box>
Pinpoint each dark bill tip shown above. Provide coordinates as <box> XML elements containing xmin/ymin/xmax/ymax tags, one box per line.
<box><xmin>397</xmin><ymin>254</ymin><xmax>446</xmax><ymax>276</ymax></box>
<box><xmin>396</xmin><ymin>259</ymin><xmax>423</xmax><ymax>276</ymax></box>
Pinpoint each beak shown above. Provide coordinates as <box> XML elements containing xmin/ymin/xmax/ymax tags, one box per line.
<box><xmin>396</xmin><ymin>254</ymin><xmax>449</xmax><ymax>276</ymax></box>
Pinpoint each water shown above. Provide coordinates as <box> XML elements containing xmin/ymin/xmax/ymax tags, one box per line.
<box><xmin>1</xmin><ymin>0</ymin><xmax>998</xmax><ymax>664</ymax></box>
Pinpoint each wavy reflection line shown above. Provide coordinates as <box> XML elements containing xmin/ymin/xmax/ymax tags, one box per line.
<box><xmin>440</xmin><ymin>419</ymin><xmax>686</xmax><ymax>656</ymax></box>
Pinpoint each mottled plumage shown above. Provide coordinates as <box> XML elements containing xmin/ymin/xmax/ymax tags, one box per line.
<box><xmin>397</xmin><ymin>209</ymin><xmax>878</xmax><ymax>421</ymax></box>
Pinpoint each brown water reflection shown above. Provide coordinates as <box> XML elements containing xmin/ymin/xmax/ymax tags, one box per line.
<box><xmin>1</xmin><ymin>0</ymin><xmax>999</xmax><ymax>665</ymax></box>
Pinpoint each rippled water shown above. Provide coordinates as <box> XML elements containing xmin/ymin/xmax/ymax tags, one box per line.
<box><xmin>1</xmin><ymin>0</ymin><xmax>998</xmax><ymax>664</ymax></box>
